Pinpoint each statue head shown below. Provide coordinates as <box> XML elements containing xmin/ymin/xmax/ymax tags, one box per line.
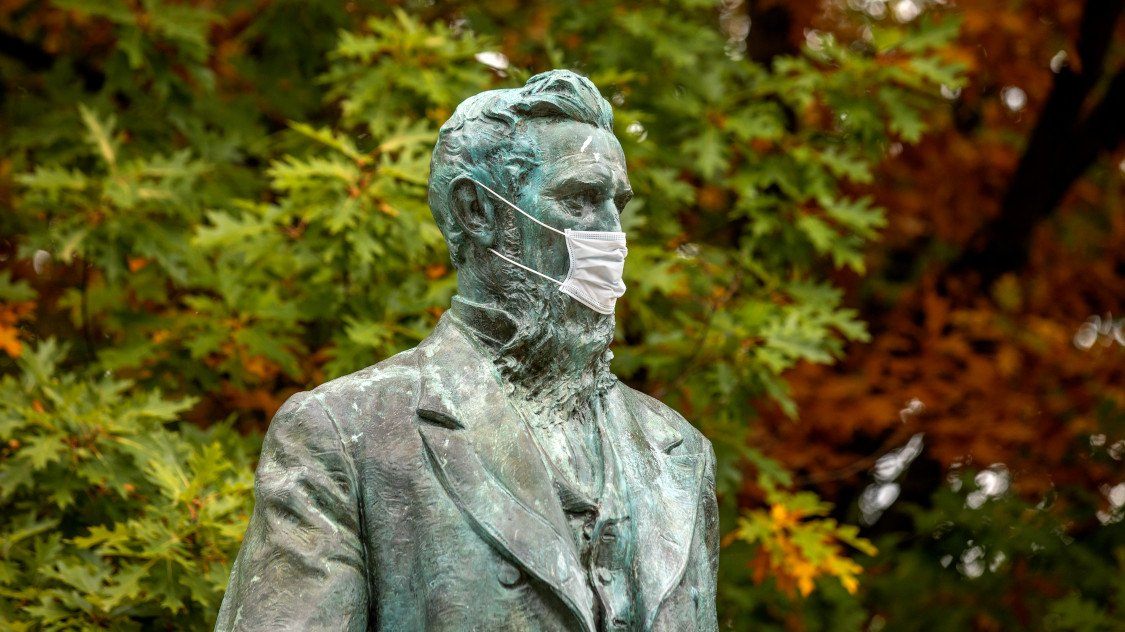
<box><xmin>428</xmin><ymin>70</ymin><xmax>632</xmax><ymax>410</ymax></box>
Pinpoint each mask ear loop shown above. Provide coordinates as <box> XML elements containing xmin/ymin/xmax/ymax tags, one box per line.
<box><xmin>487</xmin><ymin>248</ymin><xmax>563</xmax><ymax>286</ymax></box>
<box><xmin>466</xmin><ymin>176</ymin><xmax>568</xmax><ymax>286</ymax></box>
<box><xmin>466</xmin><ymin>177</ymin><xmax>565</xmax><ymax>236</ymax></box>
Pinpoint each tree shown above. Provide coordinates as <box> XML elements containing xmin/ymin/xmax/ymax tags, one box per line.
<box><xmin>750</xmin><ymin>0</ymin><xmax>1125</xmax><ymax>628</ymax></box>
<box><xmin>950</xmin><ymin>0</ymin><xmax>1124</xmax><ymax>284</ymax></box>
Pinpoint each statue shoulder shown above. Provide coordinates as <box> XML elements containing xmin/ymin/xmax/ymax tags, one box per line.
<box><xmin>311</xmin><ymin>346</ymin><xmax>420</xmax><ymax>402</ymax></box>
<box><xmin>269</xmin><ymin>346</ymin><xmax>423</xmax><ymax>438</ymax></box>
<box><xmin>616</xmin><ymin>382</ymin><xmax>712</xmax><ymax>456</ymax></box>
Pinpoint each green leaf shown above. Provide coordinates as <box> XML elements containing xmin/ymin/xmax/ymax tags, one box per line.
<box><xmin>879</xmin><ymin>87</ymin><xmax>925</xmax><ymax>142</ymax></box>
<box><xmin>77</xmin><ymin>104</ymin><xmax>118</xmax><ymax>169</ymax></box>
<box><xmin>681</xmin><ymin>127</ymin><xmax>729</xmax><ymax>180</ymax></box>
<box><xmin>21</xmin><ymin>435</ymin><xmax>67</xmax><ymax>470</ymax></box>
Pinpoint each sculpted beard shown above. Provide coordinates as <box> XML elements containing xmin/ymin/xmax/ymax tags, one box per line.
<box><xmin>482</xmin><ymin>218</ymin><xmax>617</xmax><ymax>419</ymax></box>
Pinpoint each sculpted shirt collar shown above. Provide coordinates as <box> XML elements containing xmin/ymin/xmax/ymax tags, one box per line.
<box><xmin>446</xmin><ymin>294</ymin><xmax>518</xmax><ymax>351</ymax></box>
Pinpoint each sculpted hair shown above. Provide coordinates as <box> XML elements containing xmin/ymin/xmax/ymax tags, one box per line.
<box><xmin>427</xmin><ymin>69</ymin><xmax>614</xmax><ymax>267</ymax></box>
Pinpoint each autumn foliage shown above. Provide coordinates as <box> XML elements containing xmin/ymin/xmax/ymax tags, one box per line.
<box><xmin>0</xmin><ymin>0</ymin><xmax>1122</xmax><ymax>630</ymax></box>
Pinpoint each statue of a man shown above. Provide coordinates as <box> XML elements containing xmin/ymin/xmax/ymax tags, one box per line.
<box><xmin>217</xmin><ymin>70</ymin><xmax>718</xmax><ymax>632</ymax></box>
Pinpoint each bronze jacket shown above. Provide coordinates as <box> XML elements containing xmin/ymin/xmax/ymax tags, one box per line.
<box><xmin>215</xmin><ymin>315</ymin><xmax>718</xmax><ymax>632</ymax></box>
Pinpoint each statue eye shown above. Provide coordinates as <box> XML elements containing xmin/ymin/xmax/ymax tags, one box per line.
<box><xmin>565</xmin><ymin>188</ymin><xmax>600</xmax><ymax>215</ymax></box>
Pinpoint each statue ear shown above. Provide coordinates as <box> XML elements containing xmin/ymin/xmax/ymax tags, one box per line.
<box><xmin>449</xmin><ymin>177</ymin><xmax>496</xmax><ymax>250</ymax></box>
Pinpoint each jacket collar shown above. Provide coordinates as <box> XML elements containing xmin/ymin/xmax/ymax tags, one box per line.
<box><xmin>606</xmin><ymin>389</ymin><xmax>706</xmax><ymax>630</ymax></box>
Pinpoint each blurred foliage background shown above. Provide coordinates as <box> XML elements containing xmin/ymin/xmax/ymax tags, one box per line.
<box><xmin>0</xmin><ymin>0</ymin><xmax>1122</xmax><ymax>630</ymax></box>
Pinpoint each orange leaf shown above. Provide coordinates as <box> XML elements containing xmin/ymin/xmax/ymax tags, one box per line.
<box><xmin>0</xmin><ymin>324</ymin><xmax>22</xmax><ymax>358</ymax></box>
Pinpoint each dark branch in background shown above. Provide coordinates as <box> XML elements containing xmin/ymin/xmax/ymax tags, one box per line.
<box><xmin>744</xmin><ymin>1</ymin><xmax>798</xmax><ymax>64</ymax></box>
<box><xmin>946</xmin><ymin>0</ymin><xmax>1124</xmax><ymax>287</ymax></box>
<box><xmin>0</xmin><ymin>29</ymin><xmax>105</xmax><ymax>91</ymax></box>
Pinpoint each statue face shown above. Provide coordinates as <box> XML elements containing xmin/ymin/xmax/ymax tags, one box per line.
<box><xmin>510</xmin><ymin>119</ymin><xmax>633</xmax><ymax>281</ymax></box>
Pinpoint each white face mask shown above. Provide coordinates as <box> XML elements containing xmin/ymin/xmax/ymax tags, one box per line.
<box><xmin>467</xmin><ymin>177</ymin><xmax>628</xmax><ymax>315</ymax></box>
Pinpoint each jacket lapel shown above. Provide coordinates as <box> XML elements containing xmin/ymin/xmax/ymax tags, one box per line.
<box><xmin>604</xmin><ymin>388</ymin><xmax>705</xmax><ymax>631</ymax></box>
<box><xmin>413</xmin><ymin>318</ymin><xmax>597</xmax><ymax>632</ymax></box>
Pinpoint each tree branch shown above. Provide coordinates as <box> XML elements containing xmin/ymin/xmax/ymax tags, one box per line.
<box><xmin>945</xmin><ymin>0</ymin><xmax>1124</xmax><ymax>286</ymax></box>
<box><xmin>744</xmin><ymin>1</ymin><xmax>799</xmax><ymax>64</ymax></box>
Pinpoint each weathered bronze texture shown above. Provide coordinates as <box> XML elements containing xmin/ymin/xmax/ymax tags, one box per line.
<box><xmin>217</xmin><ymin>70</ymin><xmax>718</xmax><ymax>632</ymax></box>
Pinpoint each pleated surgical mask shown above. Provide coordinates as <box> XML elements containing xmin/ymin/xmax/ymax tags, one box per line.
<box><xmin>467</xmin><ymin>177</ymin><xmax>628</xmax><ymax>315</ymax></box>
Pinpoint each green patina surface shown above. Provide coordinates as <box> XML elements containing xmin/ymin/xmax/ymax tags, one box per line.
<box><xmin>217</xmin><ymin>70</ymin><xmax>718</xmax><ymax>632</ymax></box>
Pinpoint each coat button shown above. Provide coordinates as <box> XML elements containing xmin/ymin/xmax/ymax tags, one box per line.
<box><xmin>498</xmin><ymin>561</ymin><xmax>522</xmax><ymax>587</ymax></box>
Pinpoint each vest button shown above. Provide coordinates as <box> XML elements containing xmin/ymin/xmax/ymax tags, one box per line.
<box><xmin>498</xmin><ymin>561</ymin><xmax>522</xmax><ymax>587</ymax></box>
<box><xmin>600</xmin><ymin>524</ymin><xmax>618</xmax><ymax>542</ymax></box>
<box><xmin>596</xmin><ymin>568</ymin><xmax>613</xmax><ymax>584</ymax></box>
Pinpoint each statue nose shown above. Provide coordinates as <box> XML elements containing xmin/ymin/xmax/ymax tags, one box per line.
<box><xmin>591</xmin><ymin>199</ymin><xmax>622</xmax><ymax>232</ymax></box>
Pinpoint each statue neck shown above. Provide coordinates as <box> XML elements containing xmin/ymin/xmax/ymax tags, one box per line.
<box><xmin>447</xmin><ymin>295</ymin><xmax>518</xmax><ymax>350</ymax></box>
<box><xmin>446</xmin><ymin>294</ymin><xmax>617</xmax><ymax>419</ymax></box>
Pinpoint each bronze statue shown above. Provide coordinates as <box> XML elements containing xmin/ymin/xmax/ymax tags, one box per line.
<box><xmin>217</xmin><ymin>69</ymin><xmax>718</xmax><ymax>632</ymax></box>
